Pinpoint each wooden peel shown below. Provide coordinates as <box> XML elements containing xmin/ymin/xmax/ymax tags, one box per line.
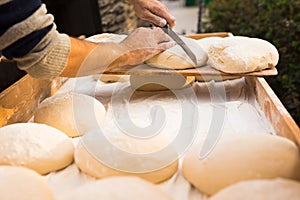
<box><xmin>103</xmin><ymin>64</ymin><xmax>278</xmax><ymax>77</ymax></box>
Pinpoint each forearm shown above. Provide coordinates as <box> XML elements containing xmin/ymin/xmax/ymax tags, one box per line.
<box><xmin>60</xmin><ymin>38</ymin><xmax>125</xmax><ymax>77</ymax></box>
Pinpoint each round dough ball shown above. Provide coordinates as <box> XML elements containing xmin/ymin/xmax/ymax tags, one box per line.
<box><xmin>34</xmin><ymin>93</ymin><xmax>106</xmax><ymax>137</ymax></box>
<box><xmin>75</xmin><ymin>127</ymin><xmax>178</xmax><ymax>183</ymax></box>
<box><xmin>182</xmin><ymin>133</ymin><xmax>300</xmax><ymax>195</ymax></box>
<box><xmin>0</xmin><ymin>166</ymin><xmax>55</xmax><ymax>200</ymax></box>
<box><xmin>59</xmin><ymin>176</ymin><xmax>172</xmax><ymax>200</ymax></box>
<box><xmin>146</xmin><ymin>36</ymin><xmax>208</xmax><ymax>69</ymax></box>
<box><xmin>93</xmin><ymin>74</ymin><xmax>129</xmax><ymax>83</ymax></box>
<box><xmin>130</xmin><ymin>74</ymin><xmax>195</xmax><ymax>91</ymax></box>
<box><xmin>210</xmin><ymin>178</ymin><xmax>300</xmax><ymax>200</ymax></box>
<box><xmin>208</xmin><ymin>36</ymin><xmax>279</xmax><ymax>73</ymax></box>
<box><xmin>85</xmin><ymin>33</ymin><xmax>127</xmax><ymax>43</ymax></box>
<box><xmin>0</xmin><ymin>123</ymin><xmax>74</xmax><ymax>174</ymax></box>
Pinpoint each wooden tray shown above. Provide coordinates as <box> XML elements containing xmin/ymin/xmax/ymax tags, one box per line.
<box><xmin>0</xmin><ymin>32</ymin><xmax>298</xmax><ymax>146</ymax></box>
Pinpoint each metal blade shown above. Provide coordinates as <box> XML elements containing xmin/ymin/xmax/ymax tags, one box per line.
<box><xmin>162</xmin><ymin>25</ymin><xmax>198</xmax><ymax>66</ymax></box>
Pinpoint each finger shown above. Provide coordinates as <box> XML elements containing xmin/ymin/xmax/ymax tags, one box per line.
<box><xmin>150</xmin><ymin>3</ymin><xmax>176</xmax><ymax>28</ymax></box>
<box><xmin>142</xmin><ymin>9</ymin><xmax>168</xmax><ymax>27</ymax></box>
<box><xmin>157</xmin><ymin>41</ymin><xmax>176</xmax><ymax>51</ymax></box>
<box><xmin>152</xmin><ymin>27</ymin><xmax>172</xmax><ymax>42</ymax></box>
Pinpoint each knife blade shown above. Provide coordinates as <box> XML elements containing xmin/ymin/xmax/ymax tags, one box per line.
<box><xmin>162</xmin><ymin>24</ymin><xmax>198</xmax><ymax>66</ymax></box>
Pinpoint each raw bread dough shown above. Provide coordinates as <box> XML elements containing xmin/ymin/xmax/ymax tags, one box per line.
<box><xmin>208</xmin><ymin>36</ymin><xmax>279</xmax><ymax>73</ymax></box>
<box><xmin>196</xmin><ymin>37</ymin><xmax>241</xmax><ymax>81</ymax></box>
<box><xmin>74</xmin><ymin>126</ymin><xmax>178</xmax><ymax>183</ymax></box>
<box><xmin>0</xmin><ymin>123</ymin><xmax>74</xmax><ymax>174</ymax></box>
<box><xmin>182</xmin><ymin>132</ymin><xmax>300</xmax><ymax>195</ymax></box>
<box><xmin>59</xmin><ymin>176</ymin><xmax>172</xmax><ymax>200</ymax></box>
<box><xmin>146</xmin><ymin>36</ymin><xmax>208</xmax><ymax>69</ymax></box>
<box><xmin>196</xmin><ymin>36</ymin><xmax>222</xmax><ymax>52</ymax></box>
<box><xmin>85</xmin><ymin>33</ymin><xmax>127</xmax><ymax>43</ymax></box>
<box><xmin>210</xmin><ymin>178</ymin><xmax>300</xmax><ymax>200</ymax></box>
<box><xmin>93</xmin><ymin>74</ymin><xmax>129</xmax><ymax>83</ymax></box>
<box><xmin>34</xmin><ymin>93</ymin><xmax>106</xmax><ymax>137</ymax></box>
<box><xmin>130</xmin><ymin>74</ymin><xmax>195</xmax><ymax>91</ymax></box>
<box><xmin>0</xmin><ymin>166</ymin><xmax>55</xmax><ymax>200</ymax></box>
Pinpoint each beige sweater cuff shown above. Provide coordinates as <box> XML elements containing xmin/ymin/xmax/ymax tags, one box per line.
<box><xmin>16</xmin><ymin>30</ymin><xmax>70</xmax><ymax>79</ymax></box>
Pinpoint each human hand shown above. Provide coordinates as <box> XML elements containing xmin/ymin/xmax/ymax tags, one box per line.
<box><xmin>106</xmin><ymin>27</ymin><xmax>175</xmax><ymax>71</ymax></box>
<box><xmin>128</xmin><ymin>0</ymin><xmax>176</xmax><ymax>28</ymax></box>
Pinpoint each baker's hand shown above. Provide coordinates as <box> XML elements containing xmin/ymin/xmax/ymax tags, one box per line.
<box><xmin>106</xmin><ymin>27</ymin><xmax>175</xmax><ymax>71</ymax></box>
<box><xmin>128</xmin><ymin>0</ymin><xmax>176</xmax><ymax>28</ymax></box>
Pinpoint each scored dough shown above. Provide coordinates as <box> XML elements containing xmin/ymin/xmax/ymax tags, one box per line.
<box><xmin>130</xmin><ymin>74</ymin><xmax>195</xmax><ymax>91</ymax></box>
<box><xmin>74</xmin><ymin>126</ymin><xmax>178</xmax><ymax>183</ymax></box>
<box><xmin>59</xmin><ymin>176</ymin><xmax>172</xmax><ymax>200</ymax></box>
<box><xmin>146</xmin><ymin>36</ymin><xmax>208</xmax><ymax>69</ymax></box>
<box><xmin>34</xmin><ymin>93</ymin><xmax>106</xmax><ymax>137</ymax></box>
<box><xmin>182</xmin><ymin>132</ymin><xmax>300</xmax><ymax>195</ymax></box>
<box><xmin>210</xmin><ymin>178</ymin><xmax>300</xmax><ymax>200</ymax></box>
<box><xmin>0</xmin><ymin>123</ymin><xmax>74</xmax><ymax>174</ymax></box>
<box><xmin>208</xmin><ymin>36</ymin><xmax>279</xmax><ymax>73</ymax></box>
<box><xmin>0</xmin><ymin>166</ymin><xmax>55</xmax><ymax>200</ymax></box>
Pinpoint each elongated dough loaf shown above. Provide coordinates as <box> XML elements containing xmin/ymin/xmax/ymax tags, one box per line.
<box><xmin>0</xmin><ymin>123</ymin><xmax>74</xmax><ymax>174</ymax></box>
<box><xmin>146</xmin><ymin>36</ymin><xmax>208</xmax><ymax>69</ymax></box>
<box><xmin>208</xmin><ymin>36</ymin><xmax>279</xmax><ymax>73</ymax></box>
<box><xmin>34</xmin><ymin>93</ymin><xmax>106</xmax><ymax>137</ymax></box>
<box><xmin>182</xmin><ymin>133</ymin><xmax>300</xmax><ymax>195</ymax></box>
<box><xmin>59</xmin><ymin>176</ymin><xmax>172</xmax><ymax>200</ymax></box>
<box><xmin>210</xmin><ymin>178</ymin><xmax>300</xmax><ymax>200</ymax></box>
<box><xmin>0</xmin><ymin>166</ymin><xmax>55</xmax><ymax>200</ymax></box>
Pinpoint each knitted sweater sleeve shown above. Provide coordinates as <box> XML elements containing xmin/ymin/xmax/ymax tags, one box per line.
<box><xmin>0</xmin><ymin>0</ymin><xmax>70</xmax><ymax>79</ymax></box>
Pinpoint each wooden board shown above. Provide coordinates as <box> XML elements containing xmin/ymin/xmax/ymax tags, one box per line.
<box><xmin>103</xmin><ymin>64</ymin><xmax>278</xmax><ymax>77</ymax></box>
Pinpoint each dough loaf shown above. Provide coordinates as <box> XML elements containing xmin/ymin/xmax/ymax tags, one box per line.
<box><xmin>34</xmin><ymin>93</ymin><xmax>106</xmax><ymax>137</ymax></box>
<box><xmin>0</xmin><ymin>123</ymin><xmax>74</xmax><ymax>174</ymax></box>
<box><xmin>146</xmin><ymin>36</ymin><xmax>208</xmax><ymax>69</ymax></box>
<box><xmin>196</xmin><ymin>37</ymin><xmax>240</xmax><ymax>81</ymax></box>
<box><xmin>182</xmin><ymin>133</ymin><xmax>300</xmax><ymax>195</ymax></box>
<box><xmin>208</xmin><ymin>36</ymin><xmax>279</xmax><ymax>73</ymax></box>
<box><xmin>130</xmin><ymin>74</ymin><xmax>195</xmax><ymax>91</ymax></box>
<box><xmin>59</xmin><ymin>176</ymin><xmax>172</xmax><ymax>200</ymax></box>
<box><xmin>0</xmin><ymin>166</ymin><xmax>55</xmax><ymax>200</ymax></box>
<box><xmin>210</xmin><ymin>178</ymin><xmax>300</xmax><ymax>200</ymax></box>
<box><xmin>75</xmin><ymin>126</ymin><xmax>178</xmax><ymax>183</ymax></box>
<box><xmin>196</xmin><ymin>36</ymin><xmax>222</xmax><ymax>52</ymax></box>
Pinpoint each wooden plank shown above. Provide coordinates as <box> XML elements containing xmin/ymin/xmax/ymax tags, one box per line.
<box><xmin>0</xmin><ymin>75</ymin><xmax>66</xmax><ymax>127</ymax></box>
<box><xmin>104</xmin><ymin>64</ymin><xmax>278</xmax><ymax>77</ymax></box>
<box><xmin>247</xmin><ymin>77</ymin><xmax>300</xmax><ymax>146</ymax></box>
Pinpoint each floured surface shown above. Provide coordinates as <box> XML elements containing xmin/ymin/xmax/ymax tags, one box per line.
<box><xmin>45</xmin><ymin>76</ymin><xmax>276</xmax><ymax>199</ymax></box>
